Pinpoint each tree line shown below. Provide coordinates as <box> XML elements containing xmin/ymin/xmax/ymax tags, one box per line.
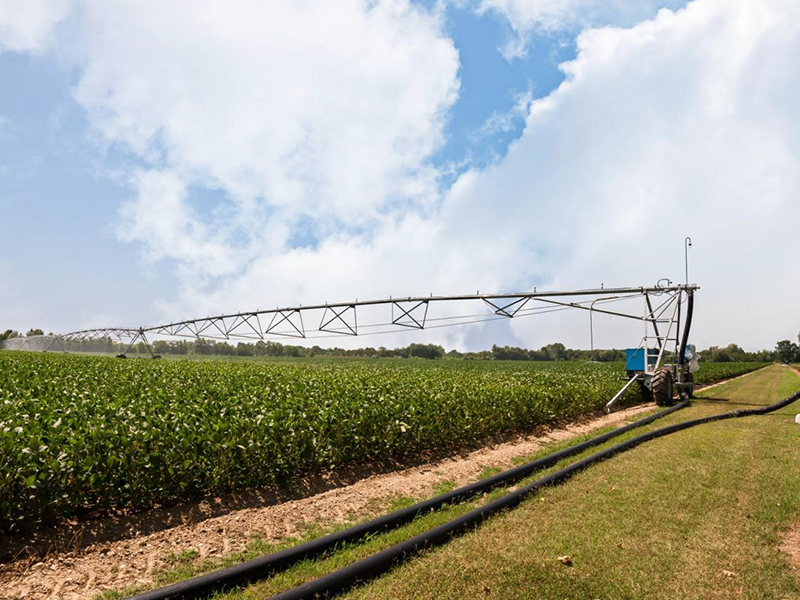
<box><xmin>3</xmin><ymin>328</ymin><xmax>800</xmax><ymax>363</ymax></box>
<box><xmin>0</xmin><ymin>329</ymin><xmax>44</xmax><ymax>340</ymax></box>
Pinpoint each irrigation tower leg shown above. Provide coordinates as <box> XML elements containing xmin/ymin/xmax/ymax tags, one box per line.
<box><xmin>122</xmin><ymin>329</ymin><xmax>155</xmax><ymax>357</ymax></box>
<box><xmin>139</xmin><ymin>331</ymin><xmax>157</xmax><ymax>358</ymax></box>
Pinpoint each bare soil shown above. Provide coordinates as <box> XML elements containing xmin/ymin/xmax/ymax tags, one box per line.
<box><xmin>781</xmin><ymin>522</ymin><xmax>800</xmax><ymax>577</ymax></box>
<box><xmin>0</xmin><ymin>403</ymin><xmax>658</xmax><ymax>599</ymax></box>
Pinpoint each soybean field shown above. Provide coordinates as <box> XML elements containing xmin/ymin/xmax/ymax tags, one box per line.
<box><xmin>0</xmin><ymin>351</ymin><xmax>762</xmax><ymax>533</ymax></box>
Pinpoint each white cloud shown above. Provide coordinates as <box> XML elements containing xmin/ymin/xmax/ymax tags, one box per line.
<box><xmin>0</xmin><ymin>0</ymin><xmax>72</xmax><ymax>53</ymax></box>
<box><xmin>66</xmin><ymin>0</ymin><xmax>458</xmax><ymax>246</ymax></box>
<box><xmin>477</xmin><ymin>0</ymin><xmax>685</xmax><ymax>59</ymax></box>
<box><xmin>175</xmin><ymin>0</ymin><xmax>800</xmax><ymax>351</ymax></box>
<box><xmin>475</xmin><ymin>86</ymin><xmax>533</xmax><ymax>138</ymax></box>
<box><xmin>117</xmin><ymin>170</ymin><xmax>245</xmax><ymax>279</ymax></box>
<box><xmin>453</xmin><ymin>0</ymin><xmax>800</xmax><ymax>350</ymax></box>
<box><xmin>7</xmin><ymin>0</ymin><xmax>800</xmax><ymax>352</ymax></box>
<box><xmin>30</xmin><ymin>0</ymin><xmax>460</xmax><ymax>295</ymax></box>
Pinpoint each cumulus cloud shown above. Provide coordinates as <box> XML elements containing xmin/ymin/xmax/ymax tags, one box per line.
<box><xmin>178</xmin><ymin>0</ymin><xmax>800</xmax><ymax>351</ymax></box>
<box><xmin>477</xmin><ymin>0</ymin><xmax>686</xmax><ymax>59</ymax></box>
<box><xmin>456</xmin><ymin>0</ymin><xmax>800</xmax><ymax>349</ymax></box>
<box><xmin>0</xmin><ymin>0</ymin><xmax>72</xmax><ymax>53</ymax></box>
<box><xmin>117</xmin><ymin>170</ymin><xmax>245</xmax><ymax>278</ymax></box>
<box><xmin>5</xmin><ymin>0</ymin><xmax>800</xmax><ymax>352</ymax></box>
<box><xmin>31</xmin><ymin>0</ymin><xmax>460</xmax><ymax>306</ymax></box>
<box><xmin>69</xmin><ymin>0</ymin><xmax>458</xmax><ymax>230</ymax></box>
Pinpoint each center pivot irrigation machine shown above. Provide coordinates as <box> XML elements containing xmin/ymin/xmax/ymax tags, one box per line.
<box><xmin>19</xmin><ymin>281</ymin><xmax>699</xmax><ymax>410</ymax></box>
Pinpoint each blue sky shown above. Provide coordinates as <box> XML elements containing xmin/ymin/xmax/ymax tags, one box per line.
<box><xmin>0</xmin><ymin>49</ymin><xmax>168</xmax><ymax>325</ymax></box>
<box><xmin>1</xmin><ymin>0</ymin><xmax>799</xmax><ymax>351</ymax></box>
<box><xmin>436</xmin><ymin>7</ymin><xmax>570</xmax><ymax>170</ymax></box>
<box><xmin>0</xmin><ymin>0</ymin><xmax>577</xmax><ymax>335</ymax></box>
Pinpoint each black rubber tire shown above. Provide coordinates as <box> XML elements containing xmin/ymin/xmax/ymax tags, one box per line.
<box><xmin>652</xmin><ymin>367</ymin><xmax>675</xmax><ymax>406</ymax></box>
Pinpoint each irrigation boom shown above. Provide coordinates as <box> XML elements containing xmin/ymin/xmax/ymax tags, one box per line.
<box><xmin>11</xmin><ymin>282</ymin><xmax>699</xmax><ymax>409</ymax></box>
<box><xmin>57</xmin><ymin>284</ymin><xmax>697</xmax><ymax>343</ymax></box>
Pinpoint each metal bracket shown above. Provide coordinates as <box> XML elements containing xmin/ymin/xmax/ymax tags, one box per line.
<box><xmin>319</xmin><ymin>305</ymin><xmax>357</xmax><ymax>336</ymax></box>
<box><xmin>224</xmin><ymin>314</ymin><xmax>265</xmax><ymax>340</ymax></box>
<box><xmin>482</xmin><ymin>297</ymin><xmax>529</xmax><ymax>317</ymax></box>
<box><xmin>391</xmin><ymin>300</ymin><xmax>429</xmax><ymax>329</ymax></box>
<box><xmin>265</xmin><ymin>309</ymin><xmax>306</xmax><ymax>338</ymax></box>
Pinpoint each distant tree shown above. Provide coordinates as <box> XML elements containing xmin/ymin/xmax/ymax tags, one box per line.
<box><xmin>775</xmin><ymin>340</ymin><xmax>799</xmax><ymax>363</ymax></box>
<box><xmin>715</xmin><ymin>348</ymin><xmax>733</xmax><ymax>362</ymax></box>
<box><xmin>492</xmin><ymin>344</ymin><xmax>536</xmax><ymax>361</ymax></box>
<box><xmin>754</xmin><ymin>349</ymin><xmax>776</xmax><ymax>362</ymax></box>
<box><xmin>173</xmin><ymin>340</ymin><xmax>190</xmax><ymax>355</ymax></box>
<box><xmin>463</xmin><ymin>350</ymin><xmax>492</xmax><ymax>360</ymax></box>
<box><xmin>264</xmin><ymin>341</ymin><xmax>283</xmax><ymax>356</ymax></box>
<box><xmin>236</xmin><ymin>342</ymin><xmax>254</xmax><ymax>356</ymax></box>
<box><xmin>0</xmin><ymin>330</ymin><xmax>19</xmax><ymax>341</ymax></box>
<box><xmin>26</xmin><ymin>328</ymin><xmax>44</xmax><ymax>337</ymax></box>
<box><xmin>408</xmin><ymin>343</ymin><xmax>444</xmax><ymax>359</ymax></box>
<box><xmin>699</xmin><ymin>343</ymin><xmax>772</xmax><ymax>363</ymax></box>
<box><xmin>595</xmin><ymin>348</ymin><xmax>624</xmax><ymax>362</ymax></box>
<box><xmin>217</xmin><ymin>342</ymin><xmax>236</xmax><ymax>356</ymax></box>
<box><xmin>541</xmin><ymin>342</ymin><xmax>568</xmax><ymax>361</ymax></box>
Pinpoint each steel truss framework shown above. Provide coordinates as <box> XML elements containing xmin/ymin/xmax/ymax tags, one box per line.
<box><xmin>54</xmin><ymin>285</ymin><xmax>698</xmax><ymax>353</ymax></box>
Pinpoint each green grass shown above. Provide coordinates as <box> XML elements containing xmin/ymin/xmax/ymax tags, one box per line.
<box><xmin>347</xmin><ymin>366</ymin><xmax>800</xmax><ymax>599</ymax></box>
<box><xmin>477</xmin><ymin>466</ymin><xmax>504</xmax><ymax>480</ymax></box>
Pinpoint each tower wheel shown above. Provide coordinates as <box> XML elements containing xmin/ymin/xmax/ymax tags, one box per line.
<box><xmin>652</xmin><ymin>367</ymin><xmax>675</xmax><ymax>406</ymax></box>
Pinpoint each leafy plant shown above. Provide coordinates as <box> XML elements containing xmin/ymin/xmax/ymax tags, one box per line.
<box><xmin>0</xmin><ymin>352</ymin><xmax>763</xmax><ymax>533</ymax></box>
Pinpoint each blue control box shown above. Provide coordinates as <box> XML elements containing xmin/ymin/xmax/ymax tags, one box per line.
<box><xmin>625</xmin><ymin>348</ymin><xmax>658</xmax><ymax>372</ymax></box>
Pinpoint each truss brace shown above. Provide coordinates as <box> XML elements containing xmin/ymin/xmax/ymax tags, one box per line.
<box><xmin>53</xmin><ymin>284</ymin><xmax>699</xmax><ymax>346</ymax></box>
<box><xmin>482</xmin><ymin>297</ymin><xmax>530</xmax><ymax>317</ymax></box>
<box><xmin>319</xmin><ymin>305</ymin><xmax>357</xmax><ymax>336</ymax></box>
<box><xmin>266</xmin><ymin>309</ymin><xmax>306</xmax><ymax>338</ymax></box>
<box><xmin>225</xmin><ymin>314</ymin><xmax>264</xmax><ymax>340</ymax></box>
<box><xmin>391</xmin><ymin>300</ymin><xmax>429</xmax><ymax>329</ymax></box>
<box><xmin>122</xmin><ymin>328</ymin><xmax>155</xmax><ymax>357</ymax></box>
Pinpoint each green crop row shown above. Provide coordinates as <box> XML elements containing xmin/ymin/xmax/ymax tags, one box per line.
<box><xmin>0</xmin><ymin>352</ymin><xmax>764</xmax><ymax>533</ymax></box>
<box><xmin>691</xmin><ymin>361</ymin><xmax>764</xmax><ymax>384</ymax></box>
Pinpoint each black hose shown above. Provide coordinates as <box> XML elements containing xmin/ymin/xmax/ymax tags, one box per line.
<box><xmin>129</xmin><ymin>400</ymin><xmax>687</xmax><ymax>600</ymax></box>
<box><xmin>272</xmin><ymin>387</ymin><xmax>800</xmax><ymax>600</ymax></box>
<box><xmin>678</xmin><ymin>290</ymin><xmax>694</xmax><ymax>366</ymax></box>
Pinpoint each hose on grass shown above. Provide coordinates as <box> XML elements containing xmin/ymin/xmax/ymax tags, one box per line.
<box><xmin>271</xmin><ymin>388</ymin><xmax>800</xmax><ymax>600</ymax></box>
<box><xmin>129</xmin><ymin>400</ymin><xmax>688</xmax><ymax>600</ymax></box>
